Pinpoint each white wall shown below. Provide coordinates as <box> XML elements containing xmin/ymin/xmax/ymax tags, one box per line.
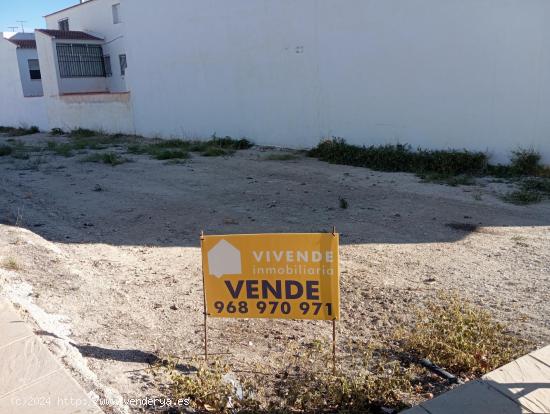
<box><xmin>0</xmin><ymin>34</ymin><xmax>48</xmax><ymax>129</ymax></box>
<box><xmin>45</xmin><ymin>0</ymin><xmax>128</xmax><ymax>93</ymax></box>
<box><xmin>47</xmin><ymin>92</ymin><xmax>134</xmax><ymax>134</ymax></box>
<box><xmin>123</xmin><ymin>0</ymin><xmax>550</xmax><ymax>164</ymax></box>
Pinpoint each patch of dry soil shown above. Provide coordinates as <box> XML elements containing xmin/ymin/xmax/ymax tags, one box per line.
<box><xmin>1</xmin><ymin>133</ymin><xmax>549</xmax><ymax>412</ymax></box>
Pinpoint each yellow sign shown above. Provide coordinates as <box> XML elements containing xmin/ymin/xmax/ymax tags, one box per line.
<box><xmin>201</xmin><ymin>233</ymin><xmax>339</xmax><ymax>320</ymax></box>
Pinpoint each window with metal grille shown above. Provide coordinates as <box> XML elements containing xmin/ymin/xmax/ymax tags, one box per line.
<box><xmin>119</xmin><ymin>54</ymin><xmax>127</xmax><ymax>76</ymax></box>
<box><xmin>28</xmin><ymin>59</ymin><xmax>41</xmax><ymax>80</ymax></box>
<box><xmin>104</xmin><ymin>55</ymin><xmax>112</xmax><ymax>77</ymax></box>
<box><xmin>56</xmin><ymin>43</ymin><xmax>105</xmax><ymax>78</ymax></box>
<box><xmin>58</xmin><ymin>18</ymin><xmax>69</xmax><ymax>31</ymax></box>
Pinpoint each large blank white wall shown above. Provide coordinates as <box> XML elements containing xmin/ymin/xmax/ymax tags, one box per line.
<box><xmin>124</xmin><ymin>0</ymin><xmax>550</xmax><ymax>163</ymax></box>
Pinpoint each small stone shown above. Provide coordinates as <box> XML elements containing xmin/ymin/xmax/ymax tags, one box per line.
<box><xmin>170</xmin><ymin>304</ymin><xmax>178</xmax><ymax>310</ymax></box>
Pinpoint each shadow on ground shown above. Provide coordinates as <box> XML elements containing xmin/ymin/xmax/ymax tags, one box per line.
<box><xmin>0</xmin><ymin>138</ymin><xmax>548</xmax><ymax>249</ymax></box>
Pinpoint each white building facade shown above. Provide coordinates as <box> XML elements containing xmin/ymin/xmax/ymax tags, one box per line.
<box><xmin>1</xmin><ymin>0</ymin><xmax>550</xmax><ymax>164</ymax></box>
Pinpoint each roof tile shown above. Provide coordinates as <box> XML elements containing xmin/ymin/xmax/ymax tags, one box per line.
<box><xmin>6</xmin><ymin>39</ymin><xmax>37</xmax><ymax>49</ymax></box>
<box><xmin>36</xmin><ymin>29</ymin><xmax>103</xmax><ymax>41</ymax></box>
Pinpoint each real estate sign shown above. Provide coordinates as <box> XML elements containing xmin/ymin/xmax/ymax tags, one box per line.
<box><xmin>201</xmin><ymin>233</ymin><xmax>340</xmax><ymax>320</ymax></box>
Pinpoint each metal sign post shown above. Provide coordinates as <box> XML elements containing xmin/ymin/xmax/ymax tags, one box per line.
<box><xmin>332</xmin><ymin>225</ymin><xmax>337</xmax><ymax>375</ymax></box>
<box><xmin>200</xmin><ymin>230</ymin><xmax>208</xmax><ymax>362</ymax></box>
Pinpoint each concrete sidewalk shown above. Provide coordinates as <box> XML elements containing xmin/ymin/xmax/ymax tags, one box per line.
<box><xmin>403</xmin><ymin>346</ymin><xmax>550</xmax><ymax>414</ymax></box>
<box><xmin>0</xmin><ymin>298</ymin><xmax>102</xmax><ymax>414</ymax></box>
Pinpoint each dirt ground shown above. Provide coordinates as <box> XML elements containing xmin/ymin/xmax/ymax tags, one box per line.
<box><xmin>1</xmin><ymin>133</ymin><xmax>549</xmax><ymax>413</ymax></box>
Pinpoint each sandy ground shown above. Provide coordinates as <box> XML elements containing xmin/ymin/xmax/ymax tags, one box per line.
<box><xmin>0</xmin><ymin>133</ymin><xmax>549</xmax><ymax>413</ymax></box>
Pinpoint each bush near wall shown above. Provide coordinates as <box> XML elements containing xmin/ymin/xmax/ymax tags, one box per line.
<box><xmin>309</xmin><ymin>138</ymin><xmax>488</xmax><ymax>176</ymax></box>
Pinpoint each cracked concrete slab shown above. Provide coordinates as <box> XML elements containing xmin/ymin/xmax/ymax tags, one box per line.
<box><xmin>0</xmin><ymin>298</ymin><xmax>102</xmax><ymax>414</ymax></box>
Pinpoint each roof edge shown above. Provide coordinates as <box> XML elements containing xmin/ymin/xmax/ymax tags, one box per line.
<box><xmin>36</xmin><ymin>29</ymin><xmax>104</xmax><ymax>41</ymax></box>
<box><xmin>6</xmin><ymin>38</ymin><xmax>38</xmax><ymax>49</ymax></box>
<box><xmin>44</xmin><ymin>0</ymin><xmax>99</xmax><ymax>18</ymax></box>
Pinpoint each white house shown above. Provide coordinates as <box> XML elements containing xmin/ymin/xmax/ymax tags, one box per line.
<box><xmin>1</xmin><ymin>0</ymin><xmax>549</xmax><ymax>164</ymax></box>
<box><xmin>0</xmin><ymin>32</ymin><xmax>48</xmax><ymax>129</ymax></box>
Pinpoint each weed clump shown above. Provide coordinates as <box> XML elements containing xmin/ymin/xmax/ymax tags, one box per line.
<box><xmin>50</xmin><ymin>128</ymin><xmax>65</xmax><ymax>136</ymax></box>
<box><xmin>504</xmin><ymin>189</ymin><xmax>543</xmax><ymax>205</ymax></box>
<box><xmin>160</xmin><ymin>358</ymin><xmax>258</xmax><ymax>413</ymax></box>
<box><xmin>201</xmin><ymin>146</ymin><xmax>234</xmax><ymax>157</ymax></box>
<box><xmin>47</xmin><ymin>141</ymin><xmax>74</xmax><ymax>157</ymax></box>
<box><xmin>82</xmin><ymin>152</ymin><xmax>128</xmax><ymax>166</ymax></box>
<box><xmin>2</xmin><ymin>257</ymin><xmax>21</xmax><ymax>271</ymax></box>
<box><xmin>129</xmin><ymin>135</ymin><xmax>252</xmax><ymax>160</ymax></box>
<box><xmin>69</xmin><ymin>128</ymin><xmax>98</xmax><ymax>139</ymax></box>
<box><xmin>339</xmin><ymin>197</ymin><xmax>349</xmax><ymax>209</ymax></box>
<box><xmin>419</xmin><ymin>173</ymin><xmax>476</xmax><ymax>187</ymax></box>
<box><xmin>0</xmin><ymin>126</ymin><xmax>39</xmax><ymax>136</ymax></box>
<box><xmin>503</xmin><ymin>177</ymin><xmax>550</xmax><ymax>205</ymax></box>
<box><xmin>276</xmin><ymin>343</ymin><xmax>414</xmax><ymax>413</ymax></box>
<box><xmin>398</xmin><ymin>295</ymin><xmax>530</xmax><ymax>377</ymax></box>
<box><xmin>0</xmin><ymin>145</ymin><xmax>13</xmax><ymax>156</ymax></box>
<box><xmin>153</xmin><ymin>149</ymin><xmax>190</xmax><ymax>160</ymax></box>
<box><xmin>264</xmin><ymin>153</ymin><xmax>299</xmax><ymax>161</ymax></box>
<box><xmin>158</xmin><ymin>342</ymin><xmax>417</xmax><ymax>413</ymax></box>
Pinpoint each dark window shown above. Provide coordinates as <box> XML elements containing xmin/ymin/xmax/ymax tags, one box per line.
<box><xmin>119</xmin><ymin>54</ymin><xmax>127</xmax><ymax>76</ymax></box>
<box><xmin>56</xmin><ymin>43</ymin><xmax>105</xmax><ymax>78</ymax></box>
<box><xmin>104</xmin><ymin>55</ymin><xmax>112</xmax><ymax>77</ymax></box>
<box><xmin>28</xmin><ymin>59</ymin><xmax>41</xmax><ymax>80</ymax></box>
<box><xmin>58</xmin><ymin>18</ymin><xmax>69</xmax><ymax>31</ymax></box>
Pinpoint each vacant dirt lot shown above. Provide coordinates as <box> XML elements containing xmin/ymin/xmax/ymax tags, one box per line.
<box><xmin>1</xmin><ymin>133</ymin><xmax>549</xmax><ymax>413</ymax></box>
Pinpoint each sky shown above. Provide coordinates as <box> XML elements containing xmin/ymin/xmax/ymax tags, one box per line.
<box><xmin>1</xmin><ymin>0</ymin><xmax>76</xmax><ymax>33</ymax></box>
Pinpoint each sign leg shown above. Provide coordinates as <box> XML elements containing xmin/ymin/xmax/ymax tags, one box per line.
<box><xmin>204</xmin><ymin>311</ymin><xmax>208</xmax><ymax>362</ymax></box>
<box><xmin>332</xmin><ymin>319</ymin><xmax>336</xmax><ymax>375</ymax></box>
<box><xmin>200</xmin><ymin>230</ymin><xmax>209</xmax><ymax>363</ymax></box>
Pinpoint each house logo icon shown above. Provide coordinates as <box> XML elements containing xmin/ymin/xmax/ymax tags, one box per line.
<box><xmin>207</xmin><ymin>239</ymin><xmax>242</xmax><ymax>278</ymax></box>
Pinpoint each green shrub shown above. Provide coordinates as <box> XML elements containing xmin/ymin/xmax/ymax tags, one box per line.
<box><xmin>0</xmin><ymin>145</ymin><xmax>13</xmax><ymax>156</ymax></box>
<box><xmin>69</xmin><ymin>128</ymin><xmax>98</xmax><ymax>139</ymax></box>
<box><xmin>309</xmin><ymin>138</ymin><xmax>488</xmax><ymax>176</ymax></box>
<box><xmin>153</xmin><ymin>149</ymin><xmax>190</xmax><ymax>160</ymax></box>
<box><xmin>129</xmin><ymin>136</ymin><xmax>251</xmax><ymax>160</ymax></box>
<box><xmin>522</xmin><ymin>177</ymin><xmax>550</xmax><ymax>194</ymax></box>
<box><xmin>503</xmin><ymin>190</ymin><xmax>542</xmax><ymax>205</ymax></box>
<box><xmin>510</xmin><ymin>148</ymin><xmax>542</xmax><ymax>176</ymax></box>
<box><xmin>502</xmin><ymin>177</ymin><xmax>550</xmax><ymax>205</ymax></box>
<box><xmin>209</xmin><ymin>135</ymin><xmax>253</xmax><ymax>150</ymax></box>
<box><xmin>50</xmin><ymin>128</ymin><xmax>65</xmax><ymax>136</ymax></box>
<box><xmin>0</xmin><ymin>126</ymin><xmax>40</xmax><ymax>136</ymax></box>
